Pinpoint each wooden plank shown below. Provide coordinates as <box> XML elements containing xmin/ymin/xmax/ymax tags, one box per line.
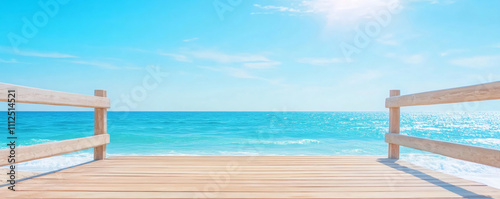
<box><xmin>57</xmin><ymin>162</ymin><xmax>414</xmax><ymax>166</ymax></box>
<box><xmin>58</xmin><ymin>167</ymin><xmax>449</xmax><ymax>175</ymax></box>
<box><xmin>17</xmin><ymin>181</ymin><xmax>486</xmax><ymax>187</ymax></box>
<box><xmin>0</xmin><ymin>134</ymin><xmax>109</xmax><ymax>167</ymax></box>
<box><xmin>93</xmin><ymin>90</ymin><xmax>107</xmax><ymax>160</ymax></box>
<box><xmin>15</xmin><ymin>183</ymin><xmax>500</xmax><ymax>193</ymax></box>
<box><xmin>388</xmin><ymin>90</ymin><xmax>401</xmax><ymax>159</ymax></box>
<box><xmin>0</xmin><ymin>83</ymin><xmax>110</xmax><ymax>108</ymax></box>
<box><xmin>4</xmin><ymin>191</ymin><xmax>500</xmax><ymax>199</ymax></box>
<box><xmin>52</xmin><ymin>172</ymin><xmax>455</xmax><ymax>178</ymax></box>
<box><xmin>385</xmin><ymin>81</ymin><xmax>500</xmax><ymax>108</ymax></box>
<box><xmin>18</xmin><ymin>178</ymin><xmax>482</xmax><ymax>185</ymax></box>
<box><xmin>385</xmin><ymin>133</ymin><xmax>500</xmax><ymax>168</ymax></box>
<box><xmin>31</xmin><ymin>175</ymin><xmax>477</xmax><ymax>181</ymax></box>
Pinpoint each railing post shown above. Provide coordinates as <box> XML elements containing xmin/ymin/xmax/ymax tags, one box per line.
<box><xmin>94</xmin><ymin>90</ymin><xmax>107</xmax><ymax>160</ymax></box>
<box><xmin>388</xmin><ymin>90</ymin><xmax>401</xmax><ymax>159</ymax></box>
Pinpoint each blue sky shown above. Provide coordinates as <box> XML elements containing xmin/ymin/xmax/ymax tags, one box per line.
<box><xmin>1</xmin><ymin>0</ymin><xmax>500</xmax><ymax>111</ymax></box>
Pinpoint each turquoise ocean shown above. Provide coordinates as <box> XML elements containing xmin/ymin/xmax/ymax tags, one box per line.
<box><xmin>3</xmin><ymin>111</ymin><xmax>500</xmax><ymax>188</ymax></box>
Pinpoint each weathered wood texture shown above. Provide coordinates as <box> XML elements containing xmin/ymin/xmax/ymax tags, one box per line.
<box><xmin>385</xmin><ymin>133</ymin><xmax>500</xmax><ymax>168</ymax></box>
<box><xmin>388</xmin><ymin>90</ymin><xmax>401</xmax><ymax>159</ymax></box>
<box><xmin>0</xmin><ymin>134</ymin><xmax>109</xmax><ymax>167</ymax></box>
<box><xmin>0</xmin><ymin>83</ymin><xmax>110</xmax><ymax>108</ymax></box>
<box><xmin>94</xmin><ymin>90</ymin><xmax>108</xmax><ymax>160</ymax></box>
<box><xmin>2</xmin><ymin>156</ymin><xmax>500</xmax><ymax>198</ymax></box>
<box><xmin>386</xmin><ymin>81</ymin><xmax>500</xmax><ymax>108</ymax></box>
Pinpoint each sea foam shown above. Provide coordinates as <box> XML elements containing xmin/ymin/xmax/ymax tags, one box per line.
<box><xmin>402</xmin><ymin>153</ymin><xmax>500</xmax><ymax>189</ymax></box>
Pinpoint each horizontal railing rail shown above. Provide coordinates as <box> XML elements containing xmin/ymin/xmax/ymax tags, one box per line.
<box><xmin>0</xmin><ymin>83</ymin><xmax>109</xmax><ymax>167</ymax></box>
<box><xmin>0</xmin><ymin>134</ymin><xmax>110</xmax><ymax>167</ymax></box>
<box><xmin>385</xmin><ymin>82</ymin><xmax>500</xmax><ymax>168</ymax></box>
<box><xmin>0</xmin><ymin>83</ymin><xmax>110</xmax><ymax>108</ymax></box>
<box><xmin>385</xmin><ymin>133</ymin><xmax>500</xmax><ymax>168</ymax></box>
<box><xmin>386</xmin><ymin>81</ymin><xmax>500</xmax><ymax>108</ymax></box>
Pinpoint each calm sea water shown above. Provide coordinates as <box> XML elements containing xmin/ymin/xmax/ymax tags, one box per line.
<box><xmin>3</xmin><ymin>111</ymin><xmax>500</xmax><ymax>188</ymax></box>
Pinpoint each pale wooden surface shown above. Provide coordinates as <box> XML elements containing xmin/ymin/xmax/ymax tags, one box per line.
<box><xmin>388</xmin><ymin>90</ymin><xmax>401</xmax><ymax>159</ymax></box>
<box><xmin>0</xmin><ymin>83</ymin><xmax>110</xmax><ymax>108</ymax></box>
<box><xmin>2</xmin><ymin>156</ymin><xmax>500</xmax><ymax>198</ymax></box>
<box><xmin>0</xmin><ymin>169</ymin><xmax>40</xmax><ymax>181</ymax></box>
<box><xmin>94</xmin><ymin>90</ymin><xmax>108</xmax><ymax>160</ymax></box>
<box><xmin>385</xmin><ymin>133</ymin><xmax>500</xmax><ymax>168</ymax></box>
<box><xmin>0</xmin><ymin>134</ymin><xmax>109</xmax><ymax>167</ymax></box>
<box><xmin>385</xmin><ymin>81</ymin><xmax>500</xmax><ymax>108</ymax></box>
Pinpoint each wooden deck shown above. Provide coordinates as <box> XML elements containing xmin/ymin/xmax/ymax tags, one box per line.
<box><xmin>3</xmin><ymin>156</ymin><xmax>500</xmax><ymax>199</ymax></box>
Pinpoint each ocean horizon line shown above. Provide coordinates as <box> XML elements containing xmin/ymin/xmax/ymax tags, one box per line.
<box><xmin>3</xmin><ymin>110</ymin><xmax>384</xmax><ymax>112</ymax></box>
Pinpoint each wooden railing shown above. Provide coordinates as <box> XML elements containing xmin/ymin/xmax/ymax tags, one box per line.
<box><xmin>0</xmin><ymin>83</ymin><xmax>110</xmax><ymax>167</ymax></box>
<box><xmin>385</xmin><ymin>81</ymin><xmax>500</xmax><ymax>168</ymax></box>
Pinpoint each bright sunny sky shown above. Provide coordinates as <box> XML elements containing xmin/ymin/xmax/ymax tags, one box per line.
<box><xmin>2</xmin><ymin>0</ymin><xmax>500</xmax><ymax>111</ymax></box>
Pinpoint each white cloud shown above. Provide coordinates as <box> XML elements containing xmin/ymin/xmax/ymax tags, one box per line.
<box><xmin>243</xmin><ymin>61</ymin><xmax>281</xmax><ymax>69</ymax></box>
<box><xmin>183</xmin><ymin>37</ymin><xmax>199</xmax><ymax>42</ymax></box>
<box><xmin>128</xmin><ymin>48</ymin><xmax>280</xmax><ymax>68</ymax></box>
<box><xmin>384</xmin><ymin>53</ymin><xmax>397</xmax><ymax>58</ymax></box>
<box><xmin>193</xmin><ymin>51</ymin><xmax>283</xmax><ymax>84</ymax></box>
<box><xmin>189</xmin><ymin>50</ymin><xmax>281</xmax><ymax>68</ymax></box>
<box><xmin>225</xmin><ymin>68</ymin><xmax>259</xmax><ymax>79</ymax></box>
<box><xmin>68</xmin><ymin>60</ymin><xmax>121</xmax><ymax>69</ymax></box>
<box><xmin>158</xmin><ymin>52</ymin><xmax>192</xmax><ymax>62</ymax></box>
<box><xmin>377</xmin><ymin>34</ymin><xmax>399</xmax><ymax>46</ymax></box>
<box><xmin>190</xmin><ymin>51</ymin><xmax>270</xmax><ymax>63</ymax></box>
<box><xmin>253</xmin><ymin>0</ymin><xmax>454</xmax><ymax>26</ymax></box>
<box><xmin>412</xmin><ymin>0</ymin><xmax>456</xmax><ymax>4</ymax></box>
<box><xmin>0</xmin><ymin>59</ymin><xmax>18</xmax><ymax>63</ymax></box>
<box><xmin>250</xmin><ymin>12</ymin><xmax>274</xmax><ymax>15</ymax></box>
<box><xmin>450</xmin><ymin>55</ymin><xmax>500</xmax><ymax>68</ymax></box>
<box><xmin>124</xmin><ymin>66</ymin><xmax>142</xmax><ymax>70</ymax></box>
<box><xmin>345</xmin><ymin>70</ymin><xmax>384</xmax><ymax>85</ymax></box>
<box><xmin>199</xmin><ymin>66</ymin><xmax>285</xmax><ymax>86</ymax></box>
<box><xmin>253</xmin><ymin>4</ymin><xmax>302</xmax><ymax>13</ymax></box>
<box><xmin>0</xmin><ymin>46</ymin><xmax>77</xmax><ymax>58</ymax></box>
<box><xmin>124</xmin><ymin>48</ymin><xmax>192</xmax><ymax>62</ymax></box>
<box><xmin>254</xmin><ymin>0</ymin><xmax>402</xmax><ymax>25</ymax></box>
<box><xmin>386</xmin><ymin>53</ymin><xmax>425</xmax><ymax>64</ymax></box>
<box><xmin>304</xmin><ymin>0</ymin><xmax>398</xmax><ymax>23</ymax></box>
<box><xmin>402</xmin><ymin>54</ymin><xmax>425</xmax><ymax>64</ymax></box>
<box><xmin>377</xmin><ymin>39</ymin><xmax>399</xmax><ymax>46</ymax></box>
<box><xmin>16</xmin><ymin>50</ymin><xmax>77</xmax><ymax>58</ymax></box>
<box><xmin>121</xmin><ymin>47</ymin><xmax>150</xmax><ymax>53</ymax></box>
<box><xmin>297</xmin><ymin>57</ymin><xmax>344</xmax><ymax>66</ymax></box>
<box><xmin>199</xmin><ymin>66</ymin><xmax>258</xmax><ymax>79</ymax></box>
<box><xmin>440</xmin><ymin>49</ymin><xmax>466</xmax><ymax>56</ymax></box>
